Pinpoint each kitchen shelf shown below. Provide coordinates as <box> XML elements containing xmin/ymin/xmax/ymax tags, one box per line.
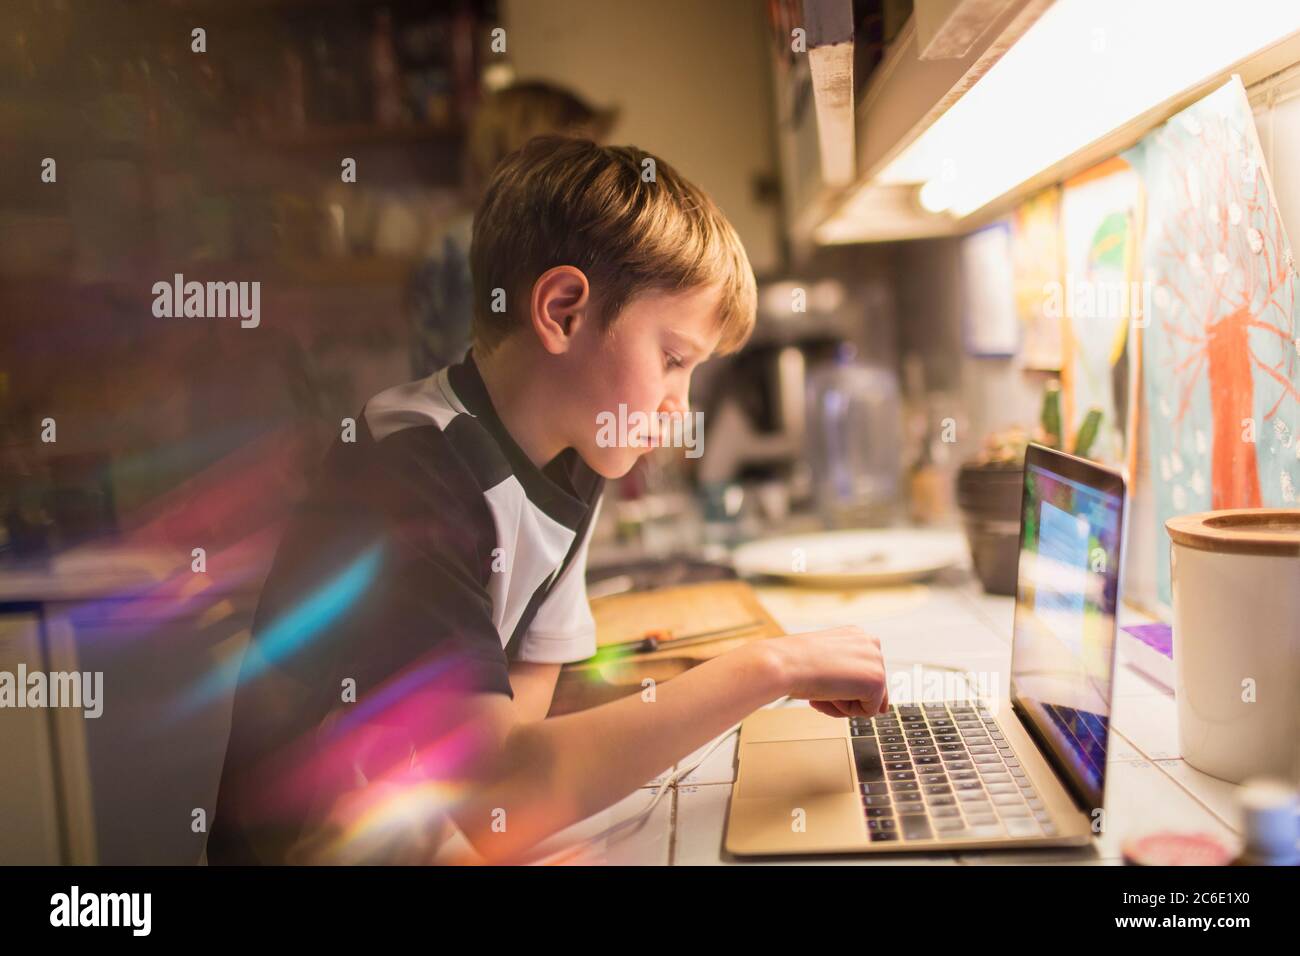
<box><xmin>0</xmin><ymin>258</ymin><xmax>418</xmax><ymax>295</ymax></box>
<box><xmin>147</xmin><ymin>256</ymin><xmax>421</xmax><ymax>287</ymax></box>
<box><xmin>256</xmin><ymin>120</ymin><xmax>463</xmax><ymax>150</ymax></box>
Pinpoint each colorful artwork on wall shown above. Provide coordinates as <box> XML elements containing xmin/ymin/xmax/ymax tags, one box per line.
<box><xmin>1058</xmin><ymin>157</ymin><xmax>1143</xmax><ymax>468</ymax></box>
<box><xmin>1011</xmin><ymin>186</ymin><xmax>1065</xmax><ymax>371</ymax></box>
<box><xmin>1124</xmin><ymin>76</ymin><xmax>1300</xmax><ymax>605</ymax></box>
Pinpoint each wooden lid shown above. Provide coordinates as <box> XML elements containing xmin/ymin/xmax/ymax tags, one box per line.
<box><xmin>1166</xmin><ymin>509</ymin><xmax>1300</xmax><ymax>557</ymax></box>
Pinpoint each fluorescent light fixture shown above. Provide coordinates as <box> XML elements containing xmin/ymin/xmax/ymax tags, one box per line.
<box><xmin>917</xmin><ymin>178</ymin><xmax>952</xmax><ymax>214</ymax></box>
<box><xmin>813</xmin><ymin>182</ymin><xmax>956</xmax><ymax>244</ymax></box>
<box><xmin>878</xmin><ymin>0</ymin><xmax>1300</xmax><ymax>217</ymax></box>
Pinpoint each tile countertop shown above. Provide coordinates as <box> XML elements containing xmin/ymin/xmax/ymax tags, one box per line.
<box><xmin>450</xmin><ymin>571</ymin><xmax>1245</xmax><ymax>866</ymax></box>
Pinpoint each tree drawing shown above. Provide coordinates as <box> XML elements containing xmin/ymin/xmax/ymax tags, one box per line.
<box><xmin>1149</xmin><ymin>99</ymin><xmax>1299</xmax><ymax>509</ymax></box>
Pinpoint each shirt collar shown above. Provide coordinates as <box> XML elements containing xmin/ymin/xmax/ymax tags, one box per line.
<box><xmin>446</xmin><ymin>350</ymin><xmax>598</xmax><ymax>530</ymax></box>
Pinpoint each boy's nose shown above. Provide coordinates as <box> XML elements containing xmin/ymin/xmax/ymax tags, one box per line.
<box><xmin>659</xmin><ymin>393</ymin><xmax>690</xmax><ymax>417</ymax></box>
<box><xmin>665</xmin><ymin>373</ymin><xmax>694</xmax><ymax>416</ymax></box>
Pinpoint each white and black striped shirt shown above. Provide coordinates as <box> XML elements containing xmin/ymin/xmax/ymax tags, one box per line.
<box><xmin>209</xmin><ymin>351</ymin><xmax>603</xmax><ymax>863</ymax></box>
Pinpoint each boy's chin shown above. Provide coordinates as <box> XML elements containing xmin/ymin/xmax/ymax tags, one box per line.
<box><xmin>579</xmin><ymin>445</ymin><xmax>645</xmax><ymax>480</ymax></box>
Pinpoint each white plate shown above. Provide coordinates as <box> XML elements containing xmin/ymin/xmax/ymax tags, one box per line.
<box><xmin>732</xmin><ymin>529</ymin><xmax>967</xmax><ymax>588</ymax></box>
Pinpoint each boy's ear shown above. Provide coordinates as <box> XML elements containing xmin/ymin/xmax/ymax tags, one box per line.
<box><xmin>530</xmin><ymin>266</ymin><xmax>591</xmax><ymax>355</ymax></box>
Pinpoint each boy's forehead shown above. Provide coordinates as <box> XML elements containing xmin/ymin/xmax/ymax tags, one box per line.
<box><xmin>638</xmin><ymin>283</ymin><xmax>726</xmax><ymax>341</ymax></box>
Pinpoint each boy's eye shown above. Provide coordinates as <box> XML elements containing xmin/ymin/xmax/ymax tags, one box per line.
<box><xmin>664</xmin><ymin>351</ymin><xmax>685</xmax><ymax>371</ymax></box>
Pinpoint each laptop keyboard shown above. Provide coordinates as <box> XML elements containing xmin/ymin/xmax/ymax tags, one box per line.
<box><xmin>849</xmin><ymin>702</ymin><xmax>1057</xmax><ymax>844</ymax></box>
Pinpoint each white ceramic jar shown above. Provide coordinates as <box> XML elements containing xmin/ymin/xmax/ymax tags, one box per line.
<box><xmin>1166</xmin><ymin>509</ymin><xmax>1300</xmax><ymax>784</ymax></box>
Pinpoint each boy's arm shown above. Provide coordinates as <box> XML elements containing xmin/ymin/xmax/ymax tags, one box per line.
<box><xmin>505</xmin><ymin>660</ymin><xmax>560</xmax><ymax>723</ymax></box>
<box><xmin>448</xmin><ymin>626</ymin><xmax>887</xmax><ymax>863</ymax></box>
<box><xmin>448</xmin><ymin>642</ymin><xmax>779</xmax><ymax>862</ymax></box>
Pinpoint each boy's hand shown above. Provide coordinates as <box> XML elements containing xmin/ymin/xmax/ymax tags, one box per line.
<box><xmin>765</xmin><ymin>625</ymin><xmax>889</xmax><ymax>718</ymax></box>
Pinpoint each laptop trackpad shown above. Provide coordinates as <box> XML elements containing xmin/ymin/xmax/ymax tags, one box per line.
<box><xmin>737</xmin><ymin>739</ymin><xmax>855</xmax><ymax>799</ymax></box>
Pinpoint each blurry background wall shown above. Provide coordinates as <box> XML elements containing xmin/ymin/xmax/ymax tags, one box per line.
<box><xmin>503</xmin><ymin>0</ymin><xmax>784</xmax><ymax>275</ymax></box>
<box><xmin>0</xmin><ymin>0</ymin><xmax>834</xmax><ymax>865</ymax></box>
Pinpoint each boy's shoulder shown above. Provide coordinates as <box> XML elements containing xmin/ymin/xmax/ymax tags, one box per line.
<box><xmin>316</xmin><ymin>361</ymin><xmax>601</xmax><ymax>551</ymax></box>
<box><xmin>360</xmin><ymin>369</ymin><xmax>513</xmax><ymax>501</ymax></box>
<box><xmin>355</xmin><ymin>364</ymin><xmax>600</xmax><ymax>513</ymax></box>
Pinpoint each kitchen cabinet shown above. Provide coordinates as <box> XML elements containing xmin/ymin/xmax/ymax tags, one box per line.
<box><xmin>0</xmin><ymin>548</ymin><xmax>261</xmax><ymax>864</ymax></box>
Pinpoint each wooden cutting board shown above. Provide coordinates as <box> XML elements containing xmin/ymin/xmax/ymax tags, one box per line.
<box><xmin>549</xmin><ymin>580</ymin><xmax>785</xmax><ymax>716</ymax></box>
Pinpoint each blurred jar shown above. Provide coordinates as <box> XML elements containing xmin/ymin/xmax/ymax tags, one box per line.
<box><xmin>908</xmin><ymin>390</ymin><xmax>963</xmax><ymax>526</ymax></box>
<box><xmin>806</xmin><ymin>344</ymin><xmax>902</xmax><ymax>527</ymax></box>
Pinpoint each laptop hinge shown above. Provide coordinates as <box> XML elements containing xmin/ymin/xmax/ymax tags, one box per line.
<box><xmin>1010</xmin><ymin>698</ymin><xmax>1094</xmax><ymax>815</ymax></box>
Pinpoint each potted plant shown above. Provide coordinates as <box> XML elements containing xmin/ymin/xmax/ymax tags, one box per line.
<box><xmin>956</xmin><ymin>382</ymin><xmax>1101</xmax><ymax>594</ymax></box>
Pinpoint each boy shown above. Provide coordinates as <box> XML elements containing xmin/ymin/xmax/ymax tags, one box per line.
<box><xmin>208</xmin><ymin>136</ymin><xmax>887</xmax><ymax>865</ymax></box>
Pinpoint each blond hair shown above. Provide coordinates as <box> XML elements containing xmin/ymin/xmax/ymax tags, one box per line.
<box><xmin>469</xmin><ymin>135</ymin><xmax>757</xmax><ymax>355</ymax></box>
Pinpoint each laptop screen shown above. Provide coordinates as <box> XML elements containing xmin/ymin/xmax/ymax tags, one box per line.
<box><xmin>1009</xmin><ymin>444</ymin><xmax>1126</xmax><ymax>814</ymax></box>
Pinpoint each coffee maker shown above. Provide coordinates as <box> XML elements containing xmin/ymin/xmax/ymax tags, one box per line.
<box><xmin>695</xmin><ymin>279</ymin><xmax>851</xmax><ymax>499</ymax></box>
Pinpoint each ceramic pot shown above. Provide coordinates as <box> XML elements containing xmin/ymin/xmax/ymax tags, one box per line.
<box><xmin>1166</xmin><ymin>509</ymin><xmax>1300</xmax><ymax>784</ymax></box>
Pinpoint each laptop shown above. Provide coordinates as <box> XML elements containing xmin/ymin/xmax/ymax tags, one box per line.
<box><xmin>726</xmin><ymin>443</ymin><xmax>1126</xmax><ymax>856</ymax></box>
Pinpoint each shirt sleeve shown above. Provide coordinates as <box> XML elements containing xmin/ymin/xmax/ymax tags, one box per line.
<box><xmin>359</xmin><ymin>425</ymin><xmax>515</xmax><ymax>698</ymax></box>
<box><xmin>515</xmin><ymin>494</ymin><xmax>603</xmax><ymax>664</ymax></box>
<box><xmin>251</xmin><ymin>425</ymin><xmax>515</xmax><ymax>703</ymax></box>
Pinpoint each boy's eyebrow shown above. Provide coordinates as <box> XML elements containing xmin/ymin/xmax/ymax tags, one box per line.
<box><xmin>668</xmin><ymin>329</ymin><xmax>710</xmax><ymax>356</ymax></box>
